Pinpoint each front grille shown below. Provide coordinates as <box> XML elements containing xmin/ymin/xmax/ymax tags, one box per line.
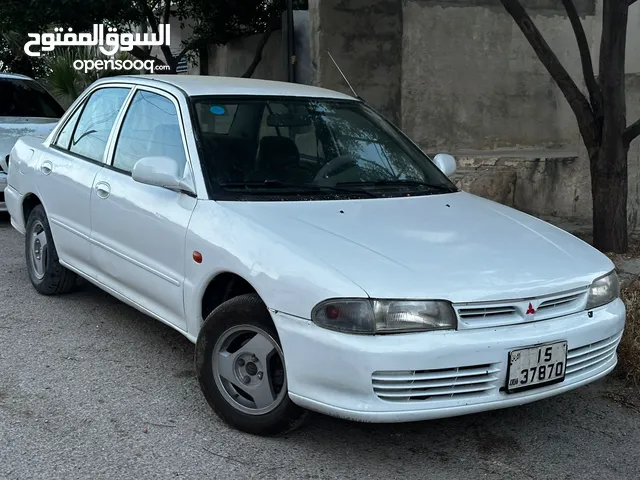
<box><xmin>457</xmin><ymin>305</ymin><xmax>518</xmax><ymax>323</ymax></box>
<box><xmin>454</xmin><ymin>287</ymin><xmax>589</xmax><ymax>329</ymax></box>
<box><xmin>372</xmin><ymin>364</ymin><xmax>500</xmax><ymax>402</ymax></box>
<box><xmin>536</xmin><ymin>291</ymin><xmax>585</xmax><ymax>315</ymax></box>
<box><xmin>566</xmin><ymin>333</ymin><xmax>622</xmax><ymax>378</ymax></box>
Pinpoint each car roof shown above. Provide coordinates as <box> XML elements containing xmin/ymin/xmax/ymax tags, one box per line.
<box><xmin>0</xmin><ymin>73</ymin><xmax>35</xmax><ymax>81</ymax></box>
<box><xmin>110</xmin><ymin>75</ymin><xmax>358</xmax><ymax>101</ymax></box>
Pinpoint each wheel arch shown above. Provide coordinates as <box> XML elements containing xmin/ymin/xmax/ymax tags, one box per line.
<box><xmin>200</xmin><ymin>271</ymin><xmax>265</xmax><ymax>325</ymax></box>
<box><xmin>22</xmin><ymin>193</ymin><xmax>43</xmax><ymax>225</ymax></box>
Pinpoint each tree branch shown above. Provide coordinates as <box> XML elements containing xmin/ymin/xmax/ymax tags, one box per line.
<box><xmin>137</xmin><ymin>0</ymin><xmax>174</xmax><ymax>68</ymax></box>
<box><xmin>561</xmin><ymin>0</ymin><xmax>602</xmax><ymax>117</ymax></box>
<box><xmin>624</xmin><ymin>118</ymin><xmax>640</xmax><ymax>145</ymax></box>
<box><xmin>162</xmin><ymin>0</ymin><xmax>171</xmax><ymax>26</ymax></box>
<box><xmin>175</xmin><ymin>40</ymin><xmax>197</xmax><ymax>65</ymax></box>
<box><xmin>499</xmin><ymin>0</ymin><xmax>599</xmax><ymax>150</ymax></box>
<box><xmin>138</xmin><ymin>0</ymin><xmax>159</xmax><ymax>33</ymax></box>
<box><xmin>241</xmin><ymin>23</ymin><xmax>279</xmax><ymax>79</ymax></box>
<box><xmin>129</xmin><ymin>45</ymin><xmax>166</xmax><ymax>66</ymax></box>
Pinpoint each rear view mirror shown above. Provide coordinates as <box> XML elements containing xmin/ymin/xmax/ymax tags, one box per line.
<box><xmin>267</xmin><ymin>113</ymin><xmax>312</xmax><ymax>128</ymax></box>
<box><xmin>131</xmin><ymin>156</ymin><xmax>195</xmax><ymax>195</ymax></box>
<box><xmin>433</xmin><ymin>153</ymin><xmax>457</xmax><ymax>177</ymax></box>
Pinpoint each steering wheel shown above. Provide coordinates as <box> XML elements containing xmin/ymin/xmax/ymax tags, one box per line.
<box><xmin>314</xmin><ymin>154</ymin><xmax>359</xmax><ymax>182</ymax></box>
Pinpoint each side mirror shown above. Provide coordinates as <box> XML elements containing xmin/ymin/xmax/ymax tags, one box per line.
<box><xmin>131</xmin><ymin>156</ymin><xmax>195</xmax><ymax>195</ymax></box>
<box><xmin>433</xmin><ymin>153</ymin><xmax>456</xmax><ymax>177</ymax></box>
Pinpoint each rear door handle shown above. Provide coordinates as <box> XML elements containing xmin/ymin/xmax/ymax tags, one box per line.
<box><xmin>41</xmin><ymin>161</ymin><xmax>53</xmax><ymax>175</ymax></box>
<box><xmin>95</xmin><ymin>181</ymin><xmax>111</xmax><ymax>199</ymax></box>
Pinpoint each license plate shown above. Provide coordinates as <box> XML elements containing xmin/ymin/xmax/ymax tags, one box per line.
<box><xmin>506</xmin><ymin>341</ymin><xmax>567</xmax><ymax>393</ymax></box>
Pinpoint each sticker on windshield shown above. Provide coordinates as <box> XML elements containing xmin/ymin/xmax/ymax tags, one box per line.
<box><xmin>210</xmin><ymin>106</ymin><xmax>226</xmax><ymax>115</ymax></box>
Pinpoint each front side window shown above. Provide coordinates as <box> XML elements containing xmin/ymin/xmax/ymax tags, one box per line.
<box><xmin>191</xmin><ymin>97</ymin><xmax>457</xmax><ymax>200</ymax></box>
<box><xmin>69</xmin><ymin>87</ymin><xmax>130</xmax><ymax>162</ymax></box>
<box><xmin>113</xmin><ymin>90</ymin><xmax>187</xmax><ymax>174</ymax></box>
<box><xmin>0</xmin><ymin>78</ymin><xmax>64</xmax><ymax>118</ymax></box>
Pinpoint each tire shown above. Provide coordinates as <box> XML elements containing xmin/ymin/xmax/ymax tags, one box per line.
<box><xmin>195</xmin><ymin>293</ymin><xmax>308</xmax><ymax>436</ymax></box>
<box><xmin>25</xmin><ymin>205</ymin><xmax>77</xmax><ymax>295</ymax></box>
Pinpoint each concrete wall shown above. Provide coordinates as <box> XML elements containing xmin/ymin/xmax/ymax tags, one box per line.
<box><xmin>207</xmin><ymin>32</ymin><xmax>285</xmax><ymax>81</ymax></box>
<box><xmin>309</xmin><ymin>0</ymin><xmax>640</xmax><ymax>230</ymax></box>
<box><xmin>309</xmin><ymin>0</ymin><xmax>404</xmax><ymax>124</ymax></box>
<box><xmin>401</xmin><ymin>0</ymin><xmax>592</xmax><ymax>151</ymax></box>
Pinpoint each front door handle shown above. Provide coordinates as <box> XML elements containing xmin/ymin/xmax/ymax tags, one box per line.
<box><xmin>41</xmin><ymin>161</ymin><xmax>53</xmax><ymax>175</ymax></box>
<box><xmin>95</xmin><ymin>181</ymin><xmax>111</xmax><ymax>199</ymax></box>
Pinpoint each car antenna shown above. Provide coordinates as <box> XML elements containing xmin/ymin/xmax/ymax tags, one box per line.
<box><xmin>326</xmin><ymin>50</ymin><xmax>362</xmax><ymax>101</ymax></box>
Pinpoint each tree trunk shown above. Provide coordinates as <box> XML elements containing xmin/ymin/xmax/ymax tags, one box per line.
<box><xmin>242</xmin><ymin>23</ymin><xmax>278</xmax><ymax>78</ymax></box>
<box><xmin>591</xmin><ymin>0</ymin><xmax>629</xmax><ymax>253</ymax></box>
<box><xmin>590</xmin><ymin>143</ymin><xmax>629</xmax><ymax>253</ymax></box>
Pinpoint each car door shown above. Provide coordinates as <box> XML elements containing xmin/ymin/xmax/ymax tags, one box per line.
<box><xmin>89</xmin><ymin>87</ymin><xmax>197</xmax><ymax>331</ymax></box>
<box><xmin>37</xmin><ymin>86</ymin><xmax>132</xmax><ymax>276</ymax></box>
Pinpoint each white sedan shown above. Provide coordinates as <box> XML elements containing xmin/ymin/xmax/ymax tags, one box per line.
<box><xmin>4</xmin><ymin>75</ymin><xmax>625</xmax><ymax>436</ymax></box>
<box><xmin>0</xmin><ymin>73</ymin><xmax>64</xmax><ymax>211</ymax></box>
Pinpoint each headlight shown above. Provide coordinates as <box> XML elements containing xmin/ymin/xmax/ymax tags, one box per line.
<box><xmin>586</xmin><ymin>271</ymin><xmax>620</xmax><ymax>310</ymax></box>
<box><xmin>311</xmin><ymin>299</ymin><xmax>457</xmax><ymax>334</ymax></box>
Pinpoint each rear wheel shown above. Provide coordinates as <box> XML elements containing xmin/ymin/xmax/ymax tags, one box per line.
<box><xmin>25</xmin><ymin>205</ymin><xmax>77</xmax><ymax>295</ymax></box>
<box><xmin>195</xmin><ymin>293</ymin><xmax>307</xmax><ymax>436</ymax></box>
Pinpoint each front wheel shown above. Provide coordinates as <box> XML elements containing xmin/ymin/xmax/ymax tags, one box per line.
<box><xmin>195</xmin><ymin>293</ymin><xmax>307</xmax><ymax>436</ymax></box>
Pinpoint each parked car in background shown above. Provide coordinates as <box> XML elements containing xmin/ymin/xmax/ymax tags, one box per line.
<box><xmin>0</xmin><ymin>73</ymin><xmax>64</xmax><ymax>212</ymax></box>
<box><xmin>4</xmin><ymin>75</ymin><xmax>625</xmax><ymax>436</ymax></box>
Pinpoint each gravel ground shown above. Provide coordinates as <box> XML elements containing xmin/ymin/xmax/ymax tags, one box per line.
<box><xmin>2</xmin><ymin>216</ymin><xmax>640</xmax><ymax>480</ymax></box>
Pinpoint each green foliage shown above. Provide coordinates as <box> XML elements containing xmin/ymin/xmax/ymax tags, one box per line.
<box><xmin>191</xmin><ymin>0</ymin><xmax>307</xmax><ymax>46</ymax></box>
<box><xmin>42</xmin><ymin>48</ymin><xmax>137</xmax><ymax>108</ymax></box>
<box><xmin>0</xmin><ymin>0</ymin><xmax>308</xmax><ymax>76</ymax></box>
<box><xmin>0</xmin><ymin>0</ymin><xmax>138</xmax><ymax>77</ymax></box>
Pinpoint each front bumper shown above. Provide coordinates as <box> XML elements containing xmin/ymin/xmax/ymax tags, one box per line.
<box><xmin>273</xmin><ymin>298</ymin><xmax>625</xmax><ymax>423</ymax></box>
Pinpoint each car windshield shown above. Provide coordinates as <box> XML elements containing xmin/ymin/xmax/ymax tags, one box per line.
<box><xmin>191</xmin><ymin>97</ymin><xmax>457</xmax><ymax>199</ymax></box>
<box><xmin>0</xmin><ymin>78</ymin><xmax>64</xmax><ymax>118</ymax></box>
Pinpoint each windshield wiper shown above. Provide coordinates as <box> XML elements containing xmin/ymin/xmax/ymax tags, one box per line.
<box><xmin>338</xmin><ymin>179</ymin><xmax>457</xmax><ymax>193</ymax></box>
<box><xmin>220</xmin><ymin>180</ymin><xmax>379</xmax><ymax>198</ymax></box>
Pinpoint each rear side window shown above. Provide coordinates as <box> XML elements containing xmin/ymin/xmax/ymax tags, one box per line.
<box><xmin>54</xmin><ymin>106</ymin><xmax>83</xmax><ymax>150</ymax></box>
<box><xmin>69</xmin><ymin>88</ymin><xmax>130</xmax><ymax>162</ymax></box>
<box><xmin>0</xmin><ymin>78</ymin><xmax>64</xmax><ymax>118</ymax></box>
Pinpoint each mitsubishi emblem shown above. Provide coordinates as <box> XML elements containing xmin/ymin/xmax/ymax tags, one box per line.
<box><xmin>526</xmin><ymin>303</ymin><xmax>536</xmax><ymax>315</ymax></box>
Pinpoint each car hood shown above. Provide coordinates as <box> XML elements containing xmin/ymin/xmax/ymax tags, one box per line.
<box><xmin>218</xmin><ymin>192</ymin><xmax>613</xmax><ymax>303</ymax></box>
<box><xmin>0</xmin><ymin>117</ymin><xmax>58</xmax><ymax>158</ymax></box>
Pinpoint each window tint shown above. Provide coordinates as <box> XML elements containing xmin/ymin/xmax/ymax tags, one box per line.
<box><xmin>195</xmin><ymin>103</ymin><xmax>238</xmax><ymax>135</ymax></box>
<box><xmin>0</xmin><ymin>78</ymin><xmax>64</xmax><ymax>118</ymax></box>
<box><xmin>54</xmin><ymin>105</ymin><xmax>83</xmax><ymax>150</ymax></box>
<box><xmin>69</xmin><ymin>88</ymin><xmax>130</xmax><ymax>162</ymax></box>
<box><xmin>191</xmin><ymin>98</ymin><xmax>456</xmax><ymax>194</ymax></box>
<box><xmin>113</xmin><ymin>90</ymin><xmax>186</xmax><ymax>174</ymax></box>
<box><xmin>258</xmin><ymin>105</ymin><xmax>324</xmax><ymax>164</ymax></box>
<box><xmin>259</xmin><ymin>103</ymin><xmax>290</xmax><ymax>139</ymax></box>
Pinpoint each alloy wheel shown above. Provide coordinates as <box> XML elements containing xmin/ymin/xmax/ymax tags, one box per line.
<box><xmin>212</xmin><ymin>325</ymin><xmax>287</xmax><ymax>415</ymax></box>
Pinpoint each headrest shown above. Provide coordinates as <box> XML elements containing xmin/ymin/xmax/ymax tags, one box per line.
<box><xmin>257</xmin><ymin>136</ymin><xmax>300</xmax><ymax>170</ymax></box>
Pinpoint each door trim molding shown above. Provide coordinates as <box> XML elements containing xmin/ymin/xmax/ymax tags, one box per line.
<box><xmin>89</xmin><ymin>236</ymin><xmax>181</xmax><ymax>286</ymax></box>
<box><xmin>49</xmin><ymin>217</ymin><xmax>90</xmax><ymax>240</ymax></box>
